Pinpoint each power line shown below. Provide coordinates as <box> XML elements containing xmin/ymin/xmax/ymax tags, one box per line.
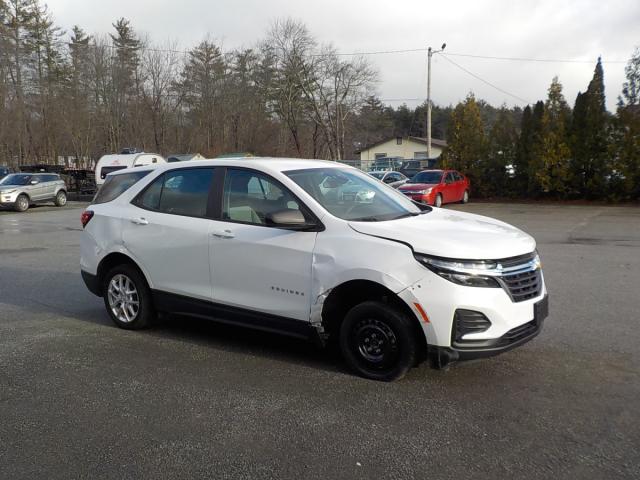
<box><xmin>440</xmin><ymin>54</ymin><xmax>532</xmax><ymax>105</ymax></box>
<box><xmin>65</xmin><ymin>41</ymin><xmax>627</xmax><ymax>65</ymax></box>
<box><xmin>445</xmin><ymin>52</ymin><xmax>626</xmax><ymax>64</ymax></box>
<box><xmin>317</xmin><ymin>47</ymin><xmax>626</xmax><ymax>64</ymax></box>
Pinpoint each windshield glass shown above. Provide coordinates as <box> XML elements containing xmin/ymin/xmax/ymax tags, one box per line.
<box><xmin>409</xmin><ymin>171</ymin><xmax>443</xmax><ymax>184</ymax></box>
<box><xmin>0</xmin><ymin>174</ymin><xmax>32</xmax><ymax>186</ymax></box>
<box><xmin>285</xmin><ymin>167</ymin><xmax>421</xmax><ymax>221</ymax></box>
<box><xmin>369</xmin><ymin>172</ymin><xmax>385</xmax><ymax>179</ymax></box>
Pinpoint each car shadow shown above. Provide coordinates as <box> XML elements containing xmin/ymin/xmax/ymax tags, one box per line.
<box><xmin>0</xmin><ymin>265</ymin><xmax>345</xmax><ymax>376</ymax></box>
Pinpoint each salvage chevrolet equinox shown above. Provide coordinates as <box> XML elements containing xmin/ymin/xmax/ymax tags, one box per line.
<box><xmin>80</xmin><ymin>158</ymin><xmax>548</xmax><ymax>381</ymax></box>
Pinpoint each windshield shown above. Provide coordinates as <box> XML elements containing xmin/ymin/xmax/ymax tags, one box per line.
<box><xmin>409</xmin><ymin>171</ymin><xmax>443</xmax><ymax>184</ymax></box>
<box><xmin>285</xmin><ymin>167</ymin><xmax>421</xmax><ymax>221</ymax></box>
<box><xmin>0</xmin><ymin>174</ymin><xmax>32</xmax><ymax>186</ymax></box>
<box><xmin>369</xmin><ymin>172</ymin><xmax>385</xmax><ymax>179</ymax></box>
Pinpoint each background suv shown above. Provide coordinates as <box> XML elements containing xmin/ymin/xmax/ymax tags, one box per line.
<box><xmin>80</xmin><ymin>159</ymin><xmax>547</xmax><ymax>381</ymax></box>
<box><xmin>0</xmin><ymin>173</ymin><xmax>67</xmax><ymax>211</ymax></box>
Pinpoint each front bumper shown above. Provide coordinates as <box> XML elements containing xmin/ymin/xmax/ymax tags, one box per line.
<box><xmin>450</xmin><ymin>294</ymin><xmax>546</xmax><ymax>359</ymax></box>
<box><xmin>398</xmin><ymin>264</ymin><xmax>548</xmax><ymax>356</ymax></box>
<box><xmin>399</xmin><ymin>191</ymin><xmax>436</xmax><ymax>205</ymax></box>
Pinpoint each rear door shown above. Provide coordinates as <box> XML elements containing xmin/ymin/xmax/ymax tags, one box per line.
<box><xmin>208</xmin><ymin>167</ymin><xmax>317</xmax><ymax>322</ymax></box>
<box><xmin>29</xmin><ymin>174</ymin><xmax>47</xmax><ymax>201</ymax></box>
<box><xmin>42</xmin><ymin>174</ymin><xmax>58</xmax><ymax>199</ymax></box>
<box><xmin>122</xmin><ymin>167</ymin><xmax>217</xmax><ymax>300</ymax></box>
<box><xmin>454</xmin><ymin>172</ymin><xmax>466</xmax><ymax>200</ymax></box>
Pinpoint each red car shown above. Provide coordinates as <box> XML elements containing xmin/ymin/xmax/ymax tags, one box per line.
<box><xmin>398</xmin><ymin>169</ymin><xmax>470</xmax><ymax>207</ymax></box>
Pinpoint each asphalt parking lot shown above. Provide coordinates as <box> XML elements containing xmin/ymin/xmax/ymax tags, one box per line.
<box><xmin>1</xmin><ymin>202</ymin><xmax>639</xmax><ymax>479</ymax></box>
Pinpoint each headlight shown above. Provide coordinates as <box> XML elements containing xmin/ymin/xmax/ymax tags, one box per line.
<box><xmin>414</xmin><ymin>253</ymin><xmax>500</xmax><ymax>288</ymax></box>
<box><xmin>412</xmin><ymin>188</ymin><xmax>433</xmax><ymax>194</ymax></box>
<box><xmin>1</xmin><ymin>189</ymin><xmax>16</xmax><ymax>194</ymax></box>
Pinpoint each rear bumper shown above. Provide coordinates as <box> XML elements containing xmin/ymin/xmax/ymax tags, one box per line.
<box><xmin>81</xmin><ymin>270</ymin><xmax>102</xmax><ymax>296</ymax></box>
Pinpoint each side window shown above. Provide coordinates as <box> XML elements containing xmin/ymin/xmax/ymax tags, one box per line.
<box><xmin>445</xmin><ymin>172</ymin><xmax>455</xmax><ymax>184</ymax></box>
<box><xmin>136</xmin><ymin>174</ymin><xmax>163</xmax><ymax>210</ymax></box>
<box><xmin>157</xmin><ymin>168</ymin><xmax>214</xmax><ymax>217</ymax></box>
<box><xmin>454</xmin><ymin>172</ymin><xmax>463</xmax><ymax>181</ymax></box>
<box><xmin>223</xmin><ymin>169</ymin><xmax>301</xmax><ymax>226</ymax></box>
<box><xmin>33</xmin><ymin>174</ymin><xmax>46</xmax><ymax>184</ymax></box>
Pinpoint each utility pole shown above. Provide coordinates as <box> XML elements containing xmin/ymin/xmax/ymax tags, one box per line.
<box><xmin>427</xmin><ymin>43</ymin><xmax>446</xmax><ymax>159</ymax></box>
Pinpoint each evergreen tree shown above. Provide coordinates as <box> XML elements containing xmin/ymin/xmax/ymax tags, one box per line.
<box><xmin>441</xmin><ymin>93</ymin><xmax>487</xmax><ymax>194</ymax></box>
<box><xmin>526</xmin><ymin>101</ymin><xmax>545</xmax><ymax>196</ymax></box>
<box><xmin>514</xmin><ymin>105</ymin><xmax>532</xmax><ymax>196</ymax></box>
<box><xmin>176</xmin><ymin>40</ymin><xmax>226</xmax><ymax>153</ymax></box>
<box><xmin>486</xmin><ymin>106</ymin><xmax>518</xmax><ymax>197</ymax></box>
<box><xmin>611</xmin><ymin>48</ymin><xmax>640</xmax><ymax>199</ymax></box>
<box><xmin>531</xmin><ymin>77</ymin><xmax>572</xmax><ymax>197</ymax></box>
<box><xmin>569</xmin><ymin>58</ymin><xmax>609</xmax><ymax>198</ymax></box>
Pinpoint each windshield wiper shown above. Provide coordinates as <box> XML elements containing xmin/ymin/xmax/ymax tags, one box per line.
<box><xmin>350</xmin><ymin>216</ymin><xmax>383</xmax><ymax>222</ymax></box>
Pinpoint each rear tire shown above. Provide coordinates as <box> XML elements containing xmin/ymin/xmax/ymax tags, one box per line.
<box><xmin>54</xmin><ymin>190</ymin><xmax>67</xmax><ymax>207</ymax></box>
<box><xmin>461</xmin><ymin>190</ymin><xmax>469</xmax><ymax>204</ymax></box>
<box><xmin>103</xmin><ymin>264</ymin><xmax>154</xmax><ymax>330</ymax></box>
<box><xmin>339</xmin><ymin>301</ymin><xmax>418</xmax><ymax>381</ymax></box>
<box><xmin>434</xmin><ymin>193</ymin><xmax>443</xmax><ymax>208</ymax></box>
<box><xmin>14</xmin><ymin>194</ymin><xmax>29</xmax><ymax>212</ymax></box>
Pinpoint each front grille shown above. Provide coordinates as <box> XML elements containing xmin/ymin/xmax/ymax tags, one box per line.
<box><xmin>500</xmin><ymin>269</ymin><xmax>542</xmax><ymax>302</ymax></box>
<box><xmin>497</xmin><ymin>319</ymin><xmax>538</xmax><ymax>346</ymax></box>
<box><xmin>453</xmin><ymin>309</ymin><xmax>492</xmax><ymax>342</ymax></box>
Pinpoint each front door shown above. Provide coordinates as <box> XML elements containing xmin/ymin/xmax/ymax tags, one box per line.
<box><xmin>209</xmin><ymin>168</ymin><xmax>317</xmax><ymax>322</ymax></box>
<box><xmin>442</xmin><ymin>172</ymin><xmax>456</xmax><ymax>203</ymax></box>
<box><xmin>121</xmin><ymin>167</ymin><xmax>217</xmax><ymax>300</ymax></box>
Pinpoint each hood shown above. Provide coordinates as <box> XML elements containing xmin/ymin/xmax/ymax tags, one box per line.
<box><xmin>399</xmin><ymin>183</ymin><xmax>438</xmax><ymax>191</ymax></box>
<box><xmin>349</xmin><ymin>208</ymin><xmax>536</xmax><ymax>260</ymax></box>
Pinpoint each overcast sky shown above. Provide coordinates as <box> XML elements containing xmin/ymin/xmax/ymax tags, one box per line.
<box><xmin>46</xmin><ymin>0</ymin><xmax>638</xmax><ymax>111</ymax></box>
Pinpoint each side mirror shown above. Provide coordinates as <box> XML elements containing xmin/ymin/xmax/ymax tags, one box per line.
<box><xmin>30</xmin><ymin>180</ymin><xmax>39</xmax><ymax>185</ymax></box>
<box><xmin>266</xmin><ymin>210</ymin><xmax>315</xmax><ymax>230</ymax></box>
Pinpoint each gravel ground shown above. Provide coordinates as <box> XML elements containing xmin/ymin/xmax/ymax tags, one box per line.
<box><xmin>1</xmin><ymin>202</ymin><xmax>639</xmax><ymax>479</ymax></box>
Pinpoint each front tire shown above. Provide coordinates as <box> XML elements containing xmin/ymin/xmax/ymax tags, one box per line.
<box><xmin>103</xmin><ymin>264</ymin><xmax>154</xmax><ymax>330</ymax></box>
<box><xmin>434</xmin><ymin>193</ymin><xmax>443</xmax><ymax>208</ymax></box>
<box><xmin>54</xmin><ymin>190</ymin><xmax>67</xmax><ymax>207</ymax></box>
<box><xmin>339</xmin><ymin>301</ymin><xmax>418</xmax><ymax>381</ymax></box>
<box><xmin>14</xmin><ymin>194</ymin><xmax>29</xmax><ymax>212</ymax></box>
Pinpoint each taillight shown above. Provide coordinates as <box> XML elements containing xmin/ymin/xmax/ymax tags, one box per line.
<box><xmin>81</xmin><ymin>210</ymin><xmax>94</xmax><ymax>228</ymax></box>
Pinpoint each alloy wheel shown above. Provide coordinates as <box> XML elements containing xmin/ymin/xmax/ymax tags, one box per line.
<box><xmin>107</xmin><ymin>274</ymin><xmax>140</xmax><ymax>323</ymax></box>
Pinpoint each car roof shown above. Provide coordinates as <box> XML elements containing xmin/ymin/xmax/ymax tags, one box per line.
<box><xmin>107</xmin><ymin>157</ymin><xmax>349</xmax><ymax>177</ymax></box>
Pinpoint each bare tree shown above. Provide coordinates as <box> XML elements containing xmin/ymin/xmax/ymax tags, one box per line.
<box><xmin>299</xmin><ymin>46</ymin><xmax>376</xmax><ymax>160</ymax></box>
<box><xmin>262</xmin><ymin>18</ymin><xmax>315</xmax><ymax>157</ymax></box>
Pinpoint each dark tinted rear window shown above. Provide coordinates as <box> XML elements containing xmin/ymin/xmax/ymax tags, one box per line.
<box><xmin>100</xmin><ymin>165</ymin><xmax>127</xmax><ymax>179</ymax></box>
<box><xmin>93</xmin><ymin>171</ymin><xmax>151</xmax><ymax>204</ymax></box>
<box><xmin>134</xmin><ymin>168</ymin><xmax>215</xmax><ymax>217</ymax></box>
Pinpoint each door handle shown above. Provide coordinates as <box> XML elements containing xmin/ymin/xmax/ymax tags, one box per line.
<box><xmin>130</xmin><ymin>217</ymin><xmax>149</xmax><ymax>225</ymax></box>
<box><xmin>211</xmin><ymin>229</ymin><xmax>234</xmax><ymax>239</ymax></box>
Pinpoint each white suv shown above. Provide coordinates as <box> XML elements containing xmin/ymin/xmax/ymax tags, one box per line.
<box><xmin>80</xmin><ymin>158</ymin><xmax>548</xmax><ymax>381</ymax></box>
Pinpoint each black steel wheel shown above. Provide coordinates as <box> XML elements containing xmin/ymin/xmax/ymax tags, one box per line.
<box><xmin>339</xmin><ymin>301</ymin><xmax>418</xmax><ymax>381</ymax></box>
